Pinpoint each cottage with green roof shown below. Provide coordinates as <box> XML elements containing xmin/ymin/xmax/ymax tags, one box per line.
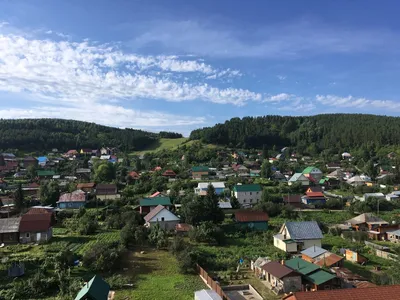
<box><xmin>75</xmin><ymin>275</ymin><xmax>110</xmax><ymax>300</ymax></box>
<box><xmin>37</xmin><ymin>170</ymin><xmax>56</xmax><ymax>178</ymax></box>
<box><xmin>285</xmin><ymin>258</ymin><xmax>339</xmax><ymax>291</ymax></box>
<box><xmin>191</xmin><ymin>166</ymin><xmax>210</xmax><ymax>179</ymax></box>
<box><xmin>139</xmin><ymin>196</ymin><xmax>172</xmax><ymax>214</ymax></box>
<box><xmin>232</xmin><ymin>184</ymin><xmax>262</xmax><ymax>208</ymax></box>
<box><xmin>302</xmin><ymin>166</ymin><xmax>323</xmax><ymax>181</ymax></box>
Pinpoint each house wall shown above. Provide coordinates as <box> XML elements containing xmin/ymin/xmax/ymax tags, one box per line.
<box><xmin>282</xmin><ymin>276</ymin><xmax>302</xmax><ymax>293</ymax></box>
<box><xmin>273</xmin><ymin>237</ymin><xmax>297</xmax><ymax>253</ymax></box>
<box><xmin>237</xmin><ymin>221</ymin><xmax>268</xmax><ymax>231</ymax></box>
<box><xmin>234</xmin><ymin>191</ymin><xmax>262</xmax><ymax>206</ymax></box>
<box><xmin>96</xmin><ymin>194</ymin><xmax>121</xmax><ymax>201</ymax></box>
<box><xmin>302</xmin><ymin>239</ymin><xmax>322</xmax><ymax>251</ymax></box>
<box><xmin>147</xmin><ymin>220</ymin><xmax>179</xmax><ymax>231</ymax></box>
<box><xmin>0</xmin><ymin>232</ymin><xmax>19</xmax><ymax>244</ymax></box>
<box><xmin>20</xmin><ymin>227</ymin><xmax>52</xmax><ymax>244</ymax></box>
<box><xmin>149</xmin><ymin>209</ymin><xmax>180</xmax><ymax>223</ymax></box>
<box><xmin>57</xmin><ymin>201</ymin><xmax>86</xmax><ymax>209</ymax></box>
<box><xmin>388</xmin><ymin>234</ymin><xmax>400</xmax><ymax>243</ymax></box>
<box><xmin>192</xmin><ymin>171</ymin><xmax>208</xmax><ymax>179</ymax></box>
<box><xmin>266</xmin><ymin>274</ymin><xmax>284</xmax><ymax>291</ymax></box>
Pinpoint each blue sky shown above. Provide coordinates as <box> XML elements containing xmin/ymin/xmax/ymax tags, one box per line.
<box><xmin>1</xmin><ymin>0</ymin><xmax>400</xmax><ymax>135</ymax></box>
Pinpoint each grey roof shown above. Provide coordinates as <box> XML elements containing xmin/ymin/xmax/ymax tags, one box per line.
<box><xmin>388</xmin><ymin>229</ymin><xmax>400</xmax><ymax>236</ymax></box>
<box><xmin>289</xmin><ymin>173</ymin><xmax>309</xmax><ymax>182</ymax></box>
<box><xmin>284</xmin><ymin>221</ymin><xmax>323</xmax><ymax>240</ymax></box>
<box><xmin>194</xmin><ymin>290</ymin><xmax>222</xmax><ymax>300</ymax></box>
<box><xmin>301</xmin><ymin>246</ymin><xmax>327</xmax><ymax>258</ymax></box>
<box><xmin>253</xmin><ymin>257</ymin><xmax>270</xmax><ymax>268</ymax></box>
<box><xmin>218</xmin><ymin>202</ymin><xmax>232</xmax><ymax>209</ymax></box>
<box><xmin>346</xmin><ymin>213</ymin><xmax>388</xmax><ymax>225</ymax></box>
<box><xmin>0</xmin><ymin>218</ymin><xmax>21</xmax><ymax>233</ymax></box>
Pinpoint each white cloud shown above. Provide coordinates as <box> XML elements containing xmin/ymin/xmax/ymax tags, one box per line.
<box><xmin>316</xmin><ymin>95</ymin><xmax>400</xmax><ymax>111</ymax></box>
<box><xmin>277</xmin><ymin>75</ymin><xmax>286</xmax><ymax>81</ymax></box>
<box><xmin>0</xmin><ymin>30</ymin><xmax>261</xmax><ymax>110</ymax></box>
<box><xmin>131</xmin><ymin>20</ymin><xmax>397</xmax><ymax>58</ymax></box>
<box><xmin>263</xmin><ymin>93</ymin><xmax>294</xmax><ymax>102</ymax></box>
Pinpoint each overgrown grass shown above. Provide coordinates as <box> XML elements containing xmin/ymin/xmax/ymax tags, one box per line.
<box><xmin>115</xmin><ymin>249</ymin><xmax>205</xmax><ymax>300</ymax></box>
<box><xmin>129</xmin><ymin>138</ymin><xmax>190</xmax><ymax>155</ymax></box>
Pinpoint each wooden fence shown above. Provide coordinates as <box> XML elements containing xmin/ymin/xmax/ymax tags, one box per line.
<box><xmin>196</xmin><ymin>264</ymin><xmax>230</xmax><ymax>300</ymax></box>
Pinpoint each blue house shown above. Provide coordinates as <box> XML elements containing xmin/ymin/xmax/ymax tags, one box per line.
<box><xmin>57</xmin><ymin>190</ymin><xmax>86</xmax><ymax>209</ymax></box>
<box><xmin>37</xmin><ymin>156</ymin><xmax>49</xmax><ymax>167</ymax></box>
<box><xmin>195</xmin><ymin>182</ymin><xmax>225</xmax><ymax>196</ymax></box>
<box><xmin>301</xmin><ymin>191</ymin><xmax>326</xmax><ymax>205</ymax></box>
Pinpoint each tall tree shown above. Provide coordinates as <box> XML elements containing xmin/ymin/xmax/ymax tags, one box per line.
<box><xmin>14</xmin><ymin>183</ymin><xmax>24</xmax><ymax>213</ymax></box>
<box><xmin>262</xmin><ymin>144</ymin><xmax>269</xmax><ymax>159</ymax></box>
<box><xmin>203</xmin><ymin>184</ymin><xmax>224</xmax><ymax>224</ymax></box>
<box><xmin>261</xmin><ymin>160</ymin><xmax>273</xmax><ymax>178</ymax></box>
<box><xmin>40</xmin><ymin>181</ymin><xmax>60</xmax><ymax>206</ymax></box>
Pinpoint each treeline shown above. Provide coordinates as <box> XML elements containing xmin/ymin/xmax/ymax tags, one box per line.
<box><xmin>158</xmin><ymin>131</ymin><xmax>183</xmax><ymax>139</ymax></box>
<box><xmin>0</xmin><ymin>119</ymin><xmax>167</xmax><ymax>152</ymax></box>
<box><xmin>189</xmin><ymin>114</ymin><xmax>400</xmax><ymax>153</ymax></box>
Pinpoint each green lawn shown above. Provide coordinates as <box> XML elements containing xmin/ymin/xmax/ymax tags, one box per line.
<box><xmin>115</xmin><ymin>248</ymin><xmax>205</xmax><ymax>300</ymax></box>
<box><xmin>129</xmin><ymin>138</ymin><xmax>191</xmax><ymax>155</ymax></box>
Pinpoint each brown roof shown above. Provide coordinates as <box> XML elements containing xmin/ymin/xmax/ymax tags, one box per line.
<box><xmin>77</xmin><ymin>182</ymin><xmax>96</xmax><ymax>189</ymax></box>
<box><xmin>353</xmin><ymin>281</ymin><xmax>377</xmax><ymax>288</ymax></box>
<box><xmin>261</xmin><ymin>261</ymin><xmax>297</xmax><ymax>279</ymax></box>
<box><xmin>306</xmin><ymin>192</ymin><xmax>325</xmax><ymax>198</ymax></box>
<box><xmin>314</xmin><ymin>253</ymin><xmax>343</xmax><ymax>267</ymax></box>
<box><xmin>330</xmin><ymin>267</ymin><xmax>365</xmax><ymax>281</ymax></box>
<box><xmin>162</xmin><ymin>170</ymin><xmax>176</xmax><ymax>176</ymax></box>
<box><xmin>19</xmin><ymin>209</ymin><xmax>55</xmax><ymax>232</ymax></box>
<box><xmin>175</xmin><ymin>223</ymin><xmax>193</xmax><ymax>232</ymax></box>
<box><xmin>283</xmin><ymin>195</ymin><xmax>302</xmax><ymax>203</ymax></box>
<box><xmin>58</xmin><ymin>190</ymin><xmax>86</xmax><ymax>203</ymax></box>
<box><xmin>235</xmin><ymin>210</ymin><xmax>269</xmax><ymax>222</ymax></box>
<box><xmin>282</xmin><ymin>285</ymin><xmax>400</xmax><ymax>300</ymax></box>
<box><xmin>144</xmin><ymin>205</ymin><xmax>165</xmax><ymax>222</ymax></box>
<box><xmin>96</xmin><ymin>184</ymin><xmax>117</xmax><ymax>195</ymax></box>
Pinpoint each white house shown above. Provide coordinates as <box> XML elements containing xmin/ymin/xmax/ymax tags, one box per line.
<box><xmin>342</xmin><ymin>152</ymin><xmax>352</xmax><ymax>160</ymax></box>
<box><xmin>232</xmin><ymin>184</ymin><xmax>262</xmax><ymax>207</ymax></box>
<box><xmin>288</xmin><ymin>173</ymin><xmax>310</xmax><ymax>186</ymax></box>
<box><xmin>273</xmin><ymin>221</ymin><xmax>323</xmax><ymax>253</ymax></box>
<box><xmin>386</xmin><ymin>193</ymin><xmax>399</xmax><ymax>201</ymax></box>
<box><xmin>194</xmin><ymin>182</ymin><xmax>225</xmax><ymax>196</ymax></box>
<box><xmin>144</xmin><ymin>205</ymin><xmax>180</xmax><ymax>231</ymax></box>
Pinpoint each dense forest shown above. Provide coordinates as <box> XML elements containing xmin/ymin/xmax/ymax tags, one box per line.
<box><xmin>189</xmin><ymin>114</ymin><xmax>400</xmax><ymax>154</ymax></box>
<box><xmin>0</xmin><ymin>119</ymin><xmax>181</xmax><ymax>152</ymax></box>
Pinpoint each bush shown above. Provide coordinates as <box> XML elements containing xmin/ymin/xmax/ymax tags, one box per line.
<box><xmin>189</xmin><ymin>222</ymin><xmax>225</xmax><ymax>245</ymax></box>
<box><xmin>106</xmin><ymin>274</ymin><xmax>130</xmax><ymax>289</ymax></box>
<box><xmin>82</xmin><ymin>242</ymin><xmax>124</xmax><ymax>272</ymax></box>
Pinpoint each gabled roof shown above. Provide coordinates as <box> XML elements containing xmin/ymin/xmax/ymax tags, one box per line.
<box><xmin>305</xmin><ymin>192</ymin><xmax>325</xmax><ymax>198</ymax></box>
<box><xmin>77</xmin><ymin>182</ymin><xmax>96</xmax><ymax>189</ymax></box>
<box><xmin>314</xmin><ymin>253</ymin><xmax>344</xmax><ymax>267</ymax></box>
<box><xmin>346</xmin><ymin>213</ymin><xmax>389</xmax><ymax>225</ymax></box>
<box><xmin>261</xmin><ymin>261</ymin><xmax>298</xmax><ymax>279</ymax></box>
<box><xmin>253</xmin><ymin>257</ymin><xmax>270</xmax><ymax>268</ymax></box>
<box><xmin>144</xmin><ymin>205</ymin><xmax>179</xmax><ymax>223</ymax></box>
<box><xmin>285</xmin><ymin>258</ymin><xmax>320</xmax><ymax>275</ymax></box>
<box><xmin>302</xmin><ymin>166</ymin><xmax>322</xmax><ymax>174</ymax></box>
<box><xmin>305</xmin><ymin>269</ymin><xmax>337</xmax><ymax>285</ymax></box>
<box><xmin>197</xmin><ymin>182</ymin><xmax>225</xmax><ymax>189</ymax></box>
<box><xmin>140</xmin><ymin>196</ymin><xmax>172</xmax><ymax>207</ymax></box>
<box><xmin>307</xmin><ymin>186</ymin><xmax>322</xmax><ymax>192</ymax></box>
<box><xmin>19</xmin><ymin>208</ymin><xmax>55</xmax><ymax>232</ymax></box>
<box><xmin>150</xmin><ymin>191</ymin><xmax>162</xmax><ymax>198</ymax></box>
<box><xmin>235</xmin><ymin>210</ymin><xmax>269</xmax><ymax>222</ymax></box>
<box><xmin>289</xmin><ymin>173</ymin><xmax>309</xmax><ymax>182</ymax></box>
<box><xmin>74</xmin><ymin>275</ymin><xmax>110</xmax><ymax>300</ymax></box>
<box><xmin>283</xmin><ymin>221</ymin><xmax>323</xmax><ymax>240</ymax></box>
<box><xmin>162</xmin><ymin>170</ymin><xmax>176</xmax><ymax>176</ymax></box>
<box><xmin>58</xmin><ymin>190</ymin><xmax>86</xmax><ymax>203</ymax></box>
<box><xmin>282</xmin><ymin>285</ymin><xmax>400</xmax><ymax>300</ymax></box>
<box><xmin>233</xmin><ymin>184</ymin><xmax>262</xmax><ymax>192</ymax></box>
<box><xmin>0</xmin><ymin>217</ymin><xmax>21</xmax><ymax>233</ymax></box>
<box><xmin>301</xmin><ymin>246</ymin><xmax>327</xmax><ymax>259</ymax></box>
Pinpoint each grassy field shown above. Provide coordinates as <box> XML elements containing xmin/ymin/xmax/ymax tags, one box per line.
<box><xmin>129</xmin><ymin>138</ymin><xmax>192</xmax><ymax>155</ymax></box>
<box><xmin>115</xmin><ymin>248</ymin><xmax>205</xmax><ymax>300</ymax></box>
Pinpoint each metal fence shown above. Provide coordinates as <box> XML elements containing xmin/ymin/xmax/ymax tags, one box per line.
<box><xmin>196</xmin><ymin>264</ymin><xmax>230</xmax><ymax>300</ymax></box>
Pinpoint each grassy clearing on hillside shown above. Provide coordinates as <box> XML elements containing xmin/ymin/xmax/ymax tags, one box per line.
<box><xmin>129</xmin><ymin>138</ymin><xmax>190</xmax><ymax>155</ymax></box>
<box><xmin>115</xmin><ymin>248</ymin><xmax>205</xmax><ymax>300</ymax></box>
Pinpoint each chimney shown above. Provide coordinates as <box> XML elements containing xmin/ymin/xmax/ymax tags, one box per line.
<box><xmin>314</xmin><ymin>245</ymin><xmax>316</xmax><ymax>252</ymax></box>
<box><xmin>281</xmin><ymin>260</ymin><xmax>285</xmax><ymax>265</ymax></box>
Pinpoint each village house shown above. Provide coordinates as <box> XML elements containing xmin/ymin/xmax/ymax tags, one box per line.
<box><xmin>261</xmin><ymin>261</ymin><xmax>302</xmax><ymax>294</ymax></box>
<box><xmin>162</xmin><ymin>170</ymin><xmax>177</xmax><ymax>178</ymax></box>
<box><xmin>76</xmin><ymin>182</ymin><xmax>96</xmax><ymax>194</ymax></box>
<box><xmin>282</xmin><ymin>284</ymin><xmax>400</xmax><ymax>300</ymax></box>
<box><xmin>301</xmin><ymin>246</ymin><xmax>344</xmax><ymax>268</ymax></box>
<box><xmin>302</xmin><ymin>191</ymin><xmax>326</xmax><ymax>205</ymax></box>
<box><xmin>191</xmin><ymin>166</ymin><xmax>210</xmax><ymax>180</ymax></box>
<box><xmin>139</xmin><ymin>196</ymin><xmax>173</xmax><ymax>214</ymax></box>
<box><xmin>274</xmin><ymin>221</ymin><xmax>323</xmax><ymax>253</ymax></box>
<box><xmin>75</xmin><ymin>168</ymin><xmax>91</xmax><ymax>180</ymax></box>
<box><xmin>346</xmin><ymin>213</ymin><xmax>398</xmax><ymax>240</ymax></box>
<box><xmin>57</xmin><ymin>190</ymin><xmax>87</xmax><ymax>209</ymax></box>
<box><xmin>75</xmin><ymin>275</ymin><xmax>110</xmax><ymax>300</ymax></box>
<box><xmin>234</xmin><ymin>210</ymin><xmax>269</xmax><ymax>230</ymax></box>
<box><xmin>144</xmin><ymin>205</ymin><xmax>180</xmax><ymax>230</ymax></box>
<box><xmin>288</xmin><ymin>173</ymin><xmax>310</xmax><ymax>186</ymax></box>
<box><xmin>363</xmin><ymin>192</ymin><xmax>385</xmax><ymax>201</ymax></box>
<box><xmin>23</xmin><ymin>156</ymin><xmax>38</xmax><ymax>168</ymax></box>
<box><xmin>37</xmin><ymin>170</ymin><xmax>56</xmax><ymax>179</ymax></box>
<box><xmin>386</xmin><ymin>229</ymin><xmax>400</xmax><ymax>243</ymax></box>
<box><xmin>302</xmin><ymin>166</ymin><xmax>323</xmax><ymax>182</ymax></box>
<box><xmin>232</xmin><ymin>184</ymin><xmax>262</xmax><ymax>207</ymax></box>
<box><xmin>232</xmin><ymin>164</ymin><xmax>249</xmax><ymax>175</ymax></box>
<box><xmin>195</xmin><ymin>182</ymin><xmax>225</xmax><ymax>196</ymax></box>
<box><xmin>80</xmin><ymin>148</ymin><xmax>92</xmax><ymax>155</ymax></box>
<box><xmin>285</xmin><ymin>258</ymin><xmax>339</xmax><ymax>291</ymax></box>
<box><xmin>19</xmin><ymin>208</ymin><xmax>55</xmax><ymax>243</ymax></box>
<box><xmin>326</xmin><ymin>169</ymin><xmax>343</xmax><ymax>180</ymax></box>
<box><xmin>283</xmin><ymin>195</ymin><xmax>303</xmax><ymax>208</ymax></box>
<box><xmin>22</xmin><ymin>182</ymin><xmax>40</xmax><ymax>199</ymax></box>
<box><xmin>271</xmin><ymin>171</ymin><xmax>287</xmax><ymax>182</ymax></box>
<box><xmin>345</xmin><ymin>249</ymin><xmax>368</xmax><ymax>264</ymax></box>
<box><xmin>251</xmin><ymin>257</ymin><xmax>270</xmax><ymax>277</ymax></box>
<box><xmin>0</xmin><ymin>217</ymin><xmax>21</xmax><ymax>244</ymax></box>
<box><xmin>95</xmin><ymin>184</ymin><xmax>120</xmax><ymax>200</ymax></box>
<box><xmin>37</xmin><ymin>156</ymin><xmax>49</xmax><ymax>167</ymax></box>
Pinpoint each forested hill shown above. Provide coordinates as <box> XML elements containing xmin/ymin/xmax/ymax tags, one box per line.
<box><xmin>0</xmin><ymin>119</ymin><xmax>182</xmax><ymax>152</ymax></box>
<box><xmin>189</xmin><ymin>114</ymin><xmax>400</xmax><ymax>152</ymax></box>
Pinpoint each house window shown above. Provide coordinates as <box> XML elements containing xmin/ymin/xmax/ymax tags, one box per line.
<box><xmin>243</xmin><ymin>200</ymin><xmax>246</xmax><ymax>203</ymax></box>
<box><xmin>250</xmin><ymin>199</ymin><xmax>253</xmax><ymax>203</ymax></box>
<box><xmin>25</xmin><ymin>233</ymin><xmax>30</xmax><ymax>238</ymax></box>
<box><xmin>250</xmin><ymin>192</ymin><xmax>252</xmax><ymax>195</ymax></box>
<box><xmin>161</xmin><ymin>217</ymin><xmax>165</xmax><ymax>222</ymax></box>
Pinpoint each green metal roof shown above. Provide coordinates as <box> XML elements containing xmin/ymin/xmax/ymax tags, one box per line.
<box><xmin>319</xmin><ymin>178</ymin><xmax>329</xmax><ymax>184</ymax></box>
<box><xmin>305</xmin><ymin>269</ymin><xmax>337</xmax><ymax>285</ymax></box>
<box><xmin>140</xmin><ymin>196</ymin><xmax>172</xmax><ymax>206</ymax></box>
<box><xmin>74</xmin><ymin>275</ymin><xmax>110</xmax><ymax>300</ymax></box>
<box><xmin>285</xmin><ymin>257</ymin><xmax>320</xmax><ymax>275</ymax></box>
<box><xmin>191</xmin><ymin>166</ymin><xmax>209</xmax><ymax>172</ymax></box>
<box><xmin>37</xmin><ymin>170</ymin><xmax>56</xmax><ymax>176</ymax></box>
<box><xmin>302</xmin><ymin>166</ymin><xmax>318</xmax><ymax>174</ymax></box>
<box><xmin>233</xmin><ymin>184</ymin><xmax>262</xmax><ymax>192</ymax></box>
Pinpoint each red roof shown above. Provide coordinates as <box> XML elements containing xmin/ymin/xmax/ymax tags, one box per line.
<box><xmin>162</xmin><ymin>170</ymin><xmax>176</xmax><ymax>176</ymax></box>
<box><xmin>129</xmin><ymin>171</ymin><xmax>140</xmax><ymax>178</ymax></box>
<box><xmin>144</xmin><ymin>205</ymin><xmax>166</xmax><ymax>222</ymax></box>
<box><xmin>261</xmin><ymin>261</ymin><xmax>297</xmax><ymax>279</ymax></box>
<box><xmin>57</xmin><ymin>190</ymin><xmax>86</xmax><ymax>203</ymax></box>
<box><xmin>306</xmin><ymin>192</ymin><xmax>325</xmax><ymax>198</ymax></box>
<box><xmin>77</xmin><ymin>182</ymin><xmax>96</xmax><ymax>189</ymax></box>
<box><xmin>19</xmin><ymin>208</ymin><xmax>55</xmax><ymax>232</ymax></box>
<box><xmin>235</xmin><ymin>210</ymin><xmax>269</xmax><ymax>222</ymax></box>
<box><xmin>66</xmin><ymin>150</ymin><xmax>78</xmax><ymax>155</ymax></box>
<box><xmin>283</xmin><ymin>195</ymin><xmax>302</xmax><ymax>203</ymax></box>
<box><xmin>150</xmin><ymin>191</ymin><xmax>161</xmax><ymax>198</ymax></box>
<box><xmin>24</xmin><ymin>182</ymin><xmax>40</xmax><ymax>189</ymax></box>
<box><xmin>283</xmin><ymin>285</ymin><xmax>400</xmax><ymax>300</ymax></box>
<box><xmin>314</xmin><ymin>253</ymin><xmax>343</xmax><ymax>267</ymax></box>
<box><xmin>153</xmin><ymin>166</ymin><xmax>162</xmax><ymax>171</ymax></box>
<box><xmin>308</xmin><ymin>176</ymin><xmax>317</xmax><ymax>183</ymax></box>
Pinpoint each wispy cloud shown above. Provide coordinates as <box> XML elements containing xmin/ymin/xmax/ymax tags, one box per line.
<box><xmin>316</xmin><ymin>95</ymin><xmax>400</xmax><ymax>112</ymax></box>
<box><xmin>277</xmin><ymin>75</ymin><xmax>287</xmax><ymax>82</ymax></box>
<box><xmin>131</xmin><ymin>20</ymin><xmax>397</xmax><ymax>58</ymax></box>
